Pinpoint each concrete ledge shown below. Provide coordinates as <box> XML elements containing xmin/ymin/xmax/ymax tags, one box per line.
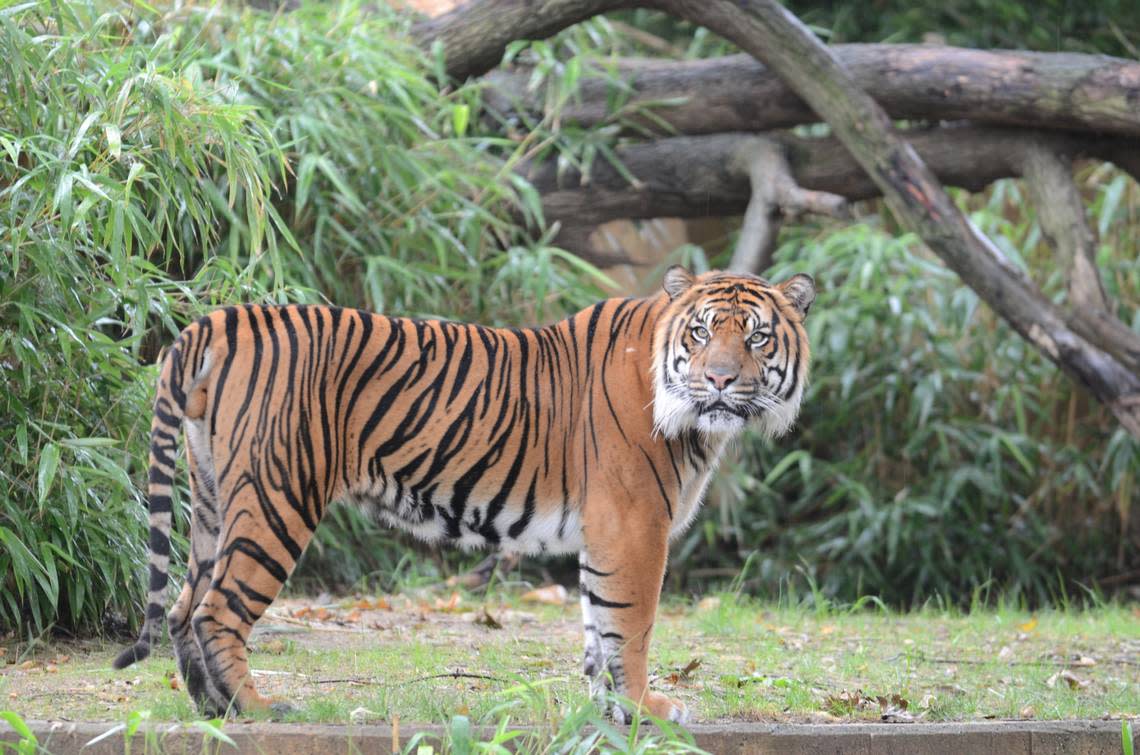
<box><xmin>2</xmin><ymin>719</ymin><xmax>1134</xmax><ymax>754</ymax></box>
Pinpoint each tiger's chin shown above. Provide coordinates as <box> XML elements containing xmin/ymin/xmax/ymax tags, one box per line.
<box><xmin>695</xmin><ymin>408</ymin><xmax>746</xmax><ymax>435</ymax></box>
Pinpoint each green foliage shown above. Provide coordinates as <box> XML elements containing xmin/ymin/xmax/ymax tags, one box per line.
<box><xmin>0</xmin><ymin>0</ymin><xmax>291</xmax><ymax>636</ymax></box>
<box><xmin>786</xmin><ymin>0</ymin><xmax>1140</xmax><ymax>56</ymax></box>
<box><xmin>678</xmin><ymin>177</ymin><xmax>1140</xmax><ymax>607</ymax></box>
<box><xmin>0</xmin><ymin>0</ymin><xmax>601</xmax><ymax>636</ymax></box>
<box><xmin>0</xmin><ymin>710</ymin><xmax>38</xmax><ymax>755</ymax></box>
<box><xmin>418</xmin><ymin>685</ymin><xmax>705</xmax><ymax>754</ymax></box>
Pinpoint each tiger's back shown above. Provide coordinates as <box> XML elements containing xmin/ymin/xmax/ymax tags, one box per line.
<box><xmin>177</xmin><ymin>300</ymin><xmax>673</xmax><ymax>551</ymax></box>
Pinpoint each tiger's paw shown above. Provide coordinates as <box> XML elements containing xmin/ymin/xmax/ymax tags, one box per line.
<box><xmin>642</xmin><ymin>690</ymin><xmax>689</xmax><ymax>725</ymax></box>
<box><xmin>611</xmin><ymin>691</ymin><xmax>689</xmax><ymax>726</ymax></box>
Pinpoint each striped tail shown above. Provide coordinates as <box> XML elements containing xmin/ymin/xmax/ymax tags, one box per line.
<box><xmin>113</xmin><ymin>331</ymin><xmax>195</xmax><ymax>670</ymax></box>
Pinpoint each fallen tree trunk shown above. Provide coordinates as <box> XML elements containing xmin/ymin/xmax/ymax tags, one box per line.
<box><xmin>484</xmin><ymin>46</ymin><xmax>1140</xmax><ymax>138</ymax></box>
<box><xmin>527</xmin><ymin>126</ymin><xmax>1138</xmax><ymax>229</ymax></box>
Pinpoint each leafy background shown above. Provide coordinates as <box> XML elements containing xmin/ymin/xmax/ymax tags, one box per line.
<box><xmin>1</xmin><ymin>0</ymin><xmax>1137</xmax><ymax>637</ymax></box>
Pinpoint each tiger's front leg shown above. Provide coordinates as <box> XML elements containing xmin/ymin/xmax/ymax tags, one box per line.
<box><xmin>579</xmin><ymin>510</ymin><xmax>687</xmax><ymax>724</ymax></box>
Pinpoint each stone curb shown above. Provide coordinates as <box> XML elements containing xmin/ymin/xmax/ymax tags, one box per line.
<box><xmin>2</xmin><ymin>719</ymin><xmax>1135</xmax><ymax>754</ymax></box>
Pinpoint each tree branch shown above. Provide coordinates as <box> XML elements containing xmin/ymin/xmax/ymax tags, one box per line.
<box><xmin>1019</xmin><ymin>144</ymin><xmax>1140</xmax><ymax>377</ymax></box>
<box><xmin>1020</xmin><ymin>144</ymin><xmax>1111</xmax><ymax>313</ymax></box>
<box><xmin>484</xmin><ymin>46</ymin><xmax>1140</xmax><ymax>138</ymax></box>
<box><xmin>411</xmin><ymin>0</ymin><xmax>615</xmax><ymax>81</ymax></box>
<box><xmin>729</xmin><ymin>136</ymin><xmax>848</xmax><ymax>273</ymax></box>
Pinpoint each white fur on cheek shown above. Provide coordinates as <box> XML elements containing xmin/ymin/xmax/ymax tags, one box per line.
<box><xmin>652</xmin><ymin>372</ymin><xmax>696</xmax><ymax>438</ymax></box>
<box><xmin>757</xmin><ymin>382</ymin><xmax>804</xmax><ymax>439</ymax></box>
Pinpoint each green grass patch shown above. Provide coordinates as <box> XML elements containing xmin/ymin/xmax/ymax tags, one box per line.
<box><xmin>2</xmin><ymin>592</ymin><xmax>1137</xmax><ymax>727</ymax></box>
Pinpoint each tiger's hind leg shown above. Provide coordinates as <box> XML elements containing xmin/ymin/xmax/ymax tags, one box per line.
<box><xmin>167</xmin><ymin>429</ymin><xmax>223</xmax><ymax>714</ymax></box>
<box><xmin>192</xmin><ymin>486</ymin><xmax>316</xmax><ymax>716</ymax></box>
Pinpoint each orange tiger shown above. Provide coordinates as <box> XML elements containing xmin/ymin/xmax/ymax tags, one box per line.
<box><xmin>113</xmin><ymin>266</ymin><xmax>815</xmax><ymax>723</ymax></box>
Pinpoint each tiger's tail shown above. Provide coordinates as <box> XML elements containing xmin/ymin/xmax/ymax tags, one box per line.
<box><xmin>113</xmin><ymin>323</ymin><xmax>205</xmax><ymax>670</ymax></box>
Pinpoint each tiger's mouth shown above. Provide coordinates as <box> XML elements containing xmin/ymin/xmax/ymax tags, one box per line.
<box><xmin>699</xmin><ymin>400</ymin><xmax>746</xmax><ymax>418</ymax></box>
<box><xmin>694</xmin><ymin>401</ymin><xmax>748</xmax><ymax>434</ymax></box>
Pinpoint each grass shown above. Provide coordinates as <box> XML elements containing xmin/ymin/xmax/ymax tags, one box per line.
<box><xmin>2</xmin><ymin>589</ymin><xmax>1137</xmax><ymax>727</ymax></box>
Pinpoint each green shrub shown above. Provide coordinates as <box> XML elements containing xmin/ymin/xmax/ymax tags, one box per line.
<box><xmin>0</xmin><ymin>0</ymin><xmax>600</xmax><ymax>636</ymax></box>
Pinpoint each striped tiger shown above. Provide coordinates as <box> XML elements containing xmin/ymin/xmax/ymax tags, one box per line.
<box><xmin>112</xmin><ymin>266</ymin><xmax>815</xmax><ymax>724</ymax></box>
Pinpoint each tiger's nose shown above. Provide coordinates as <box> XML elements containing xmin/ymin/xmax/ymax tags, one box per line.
<box><xmin>705</xmin><ymin>370</ymin><xmax>737</xmax><ymax>391</ymax></box>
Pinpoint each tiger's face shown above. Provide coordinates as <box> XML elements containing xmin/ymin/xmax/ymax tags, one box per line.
<box><xmin>652</xmin><ymin>266</ymin><xmax>815</xmax><ymax>439</ymax></box>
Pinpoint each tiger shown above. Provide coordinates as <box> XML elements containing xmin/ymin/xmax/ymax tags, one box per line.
<box><xmin>112</xmin><ymin>265</ymin><xmax>815</xmax><ymax>724</ymax></box>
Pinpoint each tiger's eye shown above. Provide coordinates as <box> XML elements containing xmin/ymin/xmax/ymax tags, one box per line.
<box><xmin>748</xmin><ymin>331</ymin><xmax>770</xmax><ymax>347</ymax></box>
<box><xmin>691</xmin><ymin>325</ymin><xmax>710</xmax><ymax>341</ymax></box>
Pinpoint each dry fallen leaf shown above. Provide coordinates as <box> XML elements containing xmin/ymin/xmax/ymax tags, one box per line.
<box><xmin>918</xmin><ymin>693</ymin><xmax>937</xmax><ymax>711</ymax></box>
<box><xmin>1019</xmin><ymin>705</ymin><xmax>1035</xmax><ymax>719</ymax></box>
<box><xmin>521</xmin><ymin>584</ymin><xmax>568</xmax><ymax>605</ymax></box>
<box><xmin>1046</xmin><ymin>669</ymin><xmax>1089</xmax><ymax>690</ymax></box>
<box><xmin>1018</xmin><ymin>617</ymin><xmax>1038</xmax><ymax>632</ymax></box>
<box><xmin>435</xmin><ymin>592</ymin><xmax>464</xmax><ymax>612</ymax></box>
<box><xmin>1070</xmin><ymin>655</ymin><xmax>1097</xmax><ymax>667</ymax></box>
<box><xmin>665</xmin><ymin>658</ymin><xmax>702</xmax><ymax>686</ymax></box>
<box><xmin>18</xmin><ymin>660</ymin><xmax>36</xmax><ymax>670</ymax></box>
<box><xmin>876</xmin><ymin>693</ymin><xmax>910</xmax><ymax>719</ymax></box>
<box><xmin>475</xmin><ymin>608</ymin><xmax>503</xmax><ymax>630</ymax></box>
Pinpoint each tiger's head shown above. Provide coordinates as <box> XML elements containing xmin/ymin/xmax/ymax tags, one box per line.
<box><xmin>652</xmin><ymin>266</ymin><xmax>815</xmax><ymax>439</ymax></box>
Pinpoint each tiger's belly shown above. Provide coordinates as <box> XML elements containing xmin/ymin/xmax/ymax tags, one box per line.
<box><xmin>344</xmin><ymin>480</ymin><xmax>584</xmax><ymax>556</ymax></box>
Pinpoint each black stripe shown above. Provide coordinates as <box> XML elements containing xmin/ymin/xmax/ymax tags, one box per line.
<box><xmin>585</xmin><ymin>590</ymin><xmax>632</xmax><ymax>609</ymax></box>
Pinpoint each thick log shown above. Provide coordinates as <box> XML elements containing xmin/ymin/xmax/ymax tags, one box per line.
<box><xmin>527</xmin><ymin>127</ymin><xmax>1134</xmax><ymax>227</ymax></box>
<box><xmin>485</xmin><ymin>46</ymin><xmax>1140</xmax><ymax>138</ymax></box>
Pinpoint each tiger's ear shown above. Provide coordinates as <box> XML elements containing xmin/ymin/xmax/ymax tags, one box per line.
<box><xmin>663</xmin><ymin>265</ymin><xmax>696</xmax><ymax>300</ymax></box>
<box><xmin>778</xmin><ymin>273</ymin><xmax>816</xmax><ymax>317</ymax></box>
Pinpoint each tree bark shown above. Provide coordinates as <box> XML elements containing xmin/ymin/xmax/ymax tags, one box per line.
<box><xmin>485</xmin><ymin>46</ymin><xmax>1140</xmax><ymax>138</ymax></box>
<box><xmin>728</xmin><ymin>136</ymin><xmax>848</xmax><ymax>274</ymax></box>
<box><xmin>411</xmin><ymin>0</ymin><xmax>615</xmax><ymax>81</ymax></box>
<box><xmin>527</xmin><ymin>127</ymin><xmax>1135</xmax><ymax>228</ymax></box>
<box><xmin>1020</xmin><ymin>143</ymin><xmax>1140</xmax><ymax>377</ymax></box>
